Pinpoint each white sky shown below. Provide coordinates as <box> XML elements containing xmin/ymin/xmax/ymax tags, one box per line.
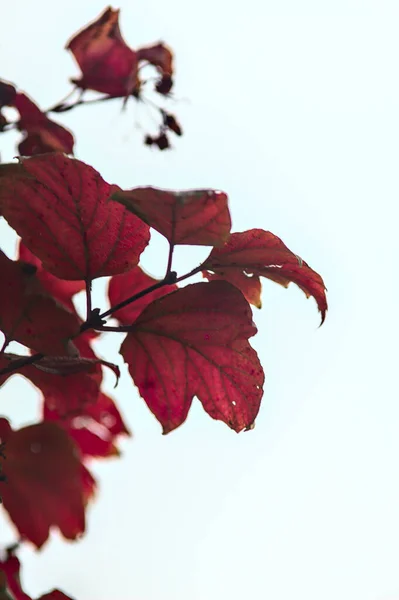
<box><xmin>1</xmin><ymin>1</ymin><xmax>399</xmax><ymax>599</ymax></box>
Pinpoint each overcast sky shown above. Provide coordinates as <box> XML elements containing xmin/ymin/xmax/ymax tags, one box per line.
<box><xmin>1</xmin><ymin>1</ymin><xmax>399</xmax><ymax>599</ymax></box>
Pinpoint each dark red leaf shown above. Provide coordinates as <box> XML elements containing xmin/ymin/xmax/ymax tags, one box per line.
<box><xmin>18</xmin><ymin>242</ymin><xmax>84</xmax><ymax>312</ymax></box>
<box><xmin>66</xmin><ymin>7</ymin><xmax>139</xmax><ymax>97</ymax></box>
<box><xmin>44</xmin><ymin>391</ymin><xmax>130</xmax><ymax>459</ymax></box>
<box><xmin>121</xmin><ymin>280</ymin><xmax>264</xmax><ymax>433</ymax></box>
<box><xmin>202</xmin><ymin>229</ymin><xmax>328</xmax><ymax>323</ymax></box>
<box><xmin>137</xmin><ymin>43</ymin><xmax>173</xmax><ymax>76</ymax></box>
<box><xmin>38</xmin><ymin>591</ymin><xmax>75</xmax><ymax>600</ymax></box>
<box><xmin>14</xmin><ymin>93</ymin><xmax>74</xmax><ymax>156</ymax></box>
<box><xmin>0</xmin><ymin>80</ymin><xmax>16</xmax><ymax>107</ymax></box>
<box><xmin>0</xmin><ymin>554</ymin><xmax>30</xmax><ymax>600</ymax></box>
<box><xmin>0</xmin><ymin>552</ymin><xmax>74</xmax><ymax>600</ymax></box>
<box><xmin>163</xmin><ymin>113</ymin><xmax>182</xmax><ymax>136</ymax></box>
<box><xmin>0</xmin><ymin>251</ymin><xmax>79</xmax><ymax>354</ymax></box>
<box><xmin>155</xmin><ymin>74</ymin><xmax>173</xmax><ymax>96</ymax></box>
<box><xmin>0</xmin><ymin>355</ymin><xmax>99</xmax><ymax>419</ymax></box>
<box><xmin>0</xmin><ymin>154</ymin><xmax>150</xmax><ymax>280</ymax></box>
<box><xmin>108</xmin><ymin>265</ymin><xmax>177</xmax><ymax>325</ymax></box>
<box><xmin>112</xmin><ymin>187</ymin><xmax>231</xmax><ymax>246</ymax></box>
<box><xmin>0</xmin><ymin>419</ymin><xmax>95</xmax><ymax>548</ymax></box>
<box><xmin>31</xmin><ymin>354</ymin><xmax>119</xmax><ymax>383</ymax></box>
<box><xmin>203</xmin><ymin>269</ymin><xmax>262</xmax><ymax>308</ymax></box>
<box><xmin>153</xmin><ymin>133</ymin><xmax>170</xmax><ymax>151</ymax></box>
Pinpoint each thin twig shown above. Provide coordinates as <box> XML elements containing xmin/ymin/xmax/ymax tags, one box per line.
<box><xmin>165</xmin><ymin>242</ymin><xmax>174</xmax><ymax>277</ymax></box>
<box><xmin>85</xmin><ymin>279</ymin><xmax>92</xmax><ymax>321</ymax></box>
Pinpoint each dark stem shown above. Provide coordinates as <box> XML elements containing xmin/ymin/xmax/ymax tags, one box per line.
<box><xmin>44</xmin><ymin>87</ymin><xmax>79</xmax><ymax>113</ymax></box>
<box><xmin>174</xmin><ymin>264</ymin><xmax>203</xmax><ymax>284</ymax></box>
<box><xmin>165</xmin><ymin>242</ymin><xmax>174</xmax><ymax>276</ymax></box>
<box><xmin>47</xmin><ymin>94</ymin><xmax>117</xmax><ymax>114</ymax></box>
<box><xmin>85</xmin><ymin>279</ymin><xmax>92</xmax><ymax>321</ymax></box>
<box><xmin>0</xmin><ymin>353</ymin><xmax>44</xmax><ymax>378</ymax></box>
<box><xmin>95</xmin><ymin>263</ymin><xmax>204</xmax><ymax>323</ymax></box>
<box><xmin>98</xmin><ymin>275</ymin><xmax>175</xmax><ymax>320</ymax></box>
<box><xmin>0</xmin><ymin>337</ymin><xmax>9</xmax><ymax>357</ymax></box>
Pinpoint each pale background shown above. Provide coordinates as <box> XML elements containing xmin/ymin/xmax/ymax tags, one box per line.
<box><xmin>1</xmin><ymin>1</ymin><xmax>399</xmax><ymax>599</ymax></box>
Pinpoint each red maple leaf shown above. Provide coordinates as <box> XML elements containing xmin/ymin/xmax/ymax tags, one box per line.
<box><xmin>14</xmin><ymin>93</ymin><xmax>74</xmax><ymax>156</ymax></box>
<box><xmin>18</xmin><ymin>242</ymin><xmax>84</xmax><ymax>312</ymax></box>
<box><xmin>0</xmin><ymin>550</ymin><xmax>75</xmax><ymax>600</ymax></box>
<box><xmin>0</xmin><ymin>80</ymin><xmax>17</xmax><ymax>107</ymax></box>
<box><xmin>0</xmin><ymin>251</ymin><xmax>79</xmax><ymax>354</ymax></box>
<box><xmin>202</xmin><ymin>229</ymin><xmax>328</xmax><ymax>323</ymax></box>
<box><xmin>0</xmin><ymin>154</ymin><xmax>150</xmax><ymax>281</ymax></box>
<box><xmin>44</xmin><ymin>391</ymin><xmax>130</xmax><ymax>459</ymax></box>
<box><xmin>137</xmin><ymin>43</ymin><xmax>173</xmax><ymax>76</ymax></box>
<box><xmin>0</xmin><ymin>342</ymin><xmax>105</xmax><ymax>418</ymax></box>
<box><xmin>121</xmin><ymin>280</ymin><xmax>264</xmax><ymax>433</ymax></box>
<box><xmin>0</xmin><ymin>419</ymin><xmax>95</xmax><ymax>548</ymax></box>
<box><xmin>108</xmin><ymin>265</ymin><xmax>177</xmax><ymax>325</ymax></box>
<box><xmin>0</xmin><ymin>80</ymin><xmax>74</xmax><ymax>156</ymax></box>
<box><xmin>112</xmin><ymin>187</ymin><xmax>231</xmax><ymax>246</ymax></box>
<box><xmin>66</xmin><ymin>7</ymin><xmax>139</xmax><ymax>98</ymax></box>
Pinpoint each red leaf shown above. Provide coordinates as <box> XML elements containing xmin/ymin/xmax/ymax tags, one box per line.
<box><xmin>203</xmin><ymin>270</ymin><xmax>262</xmax><ymax>309</ymax></box>
<box><xmin>108</xmin><ymin>265</ymin><xmax>177</xmax><ymax>325</ymax></box>
<box><xmin>0</xmin><ymin>419</ymin><xmax>95</xmax><ymax>548</ymax></box>
<box><xmin>137</xmin><ymin>43</ymin><xmax>173</xmax><ymax>76</ymax></box>
<box><xmin>0</xmin><ymin>552</ymin><xmax>74</xmax><ymax>600</ymax></box>
<box><xmin>121</xmin><ymin>280</ymin><xmax>264</xmax><ymax>433</ymax></box>
<box><xmin>112</xmin><ymin>187</ymin><xmax>231</xmax><ymax>246</ymax></box>
<box><xmin>203</xmin><ymin>229</ymin><xmax>328</xmax><ymax>324</ymax></box>
<box><xmin>0</xmin><ymin>80</ymin><xmax>16</xmax><ymax>107</ymax></box>
<box><xmin>44</xmin><ymin>391</ymin><xmax>130</xmax><ymax>459</ymax></box>
<box><xmin>38</xmin><ymin>592</ymin><xmax>75</xmax><ymax>600</ymax></box>
<box><xmin>0</xmin><ymin>347</ymin><xmax>102</xmax><ymax>417</ymax></box>
<box><xmin>18</xmin><ymin>242</ymin><xmax>84</xmax><ymax>312</ymax></box>
<box><xmin>31</xmin><ymin>354</ymin><xmax>119</xmax><ymax>383</ymax></box>
<box><xmin>163</xmin><ymin>112</ymin><xmax>182</xmax><ymax>136</ymax></box>
<box><xmin>14</xmin><ymin>93</ymin><xmax>74</xmax><ymax>156</ymax></box>
<box><xmin>66</xmin><ymin>7</ymin><xmax>138</xmax><ymax>97</ymax></box>
<box><xmin>0</xmin><ymin>154</ymin><xmax>150</xmax><ymax>280</ymax></box>
<box><xmin>0</xmin><ymin>554</ymin><xmax>30</xmax><ymax>600</ymax></box>
<box><xmin>0</xmin><ymin>251</ymin><xmax>79</xmax><ymax>354</ymax></box>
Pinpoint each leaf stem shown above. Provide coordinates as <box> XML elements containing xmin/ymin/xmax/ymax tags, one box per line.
<box><xmin>98</xmin><ymin>274</ymin><xmax>176</xmax><ymax>320</ymax></box>
<box><xmin>97</xmin><ymin>263</ymin><xmax>204</xmax><ymax>322</ymax></box>
<box><xmin>47</xmin><ymin>93</ymin><xmax>117</xmax><ymax>114</ymax></box>
<box><xmin>85</xmin><ymin>279</ymin><xmax>92</xmax><ymax>321</ymax></box>
<box><xmin>0</xmin><ymin>336</ymin><xmax>10</xmax><ymax>357</ymax></box>
<box><xmin>165</xmin><ymin>242</ymin><xmax>174</xmax><ymax>276</ymax></box>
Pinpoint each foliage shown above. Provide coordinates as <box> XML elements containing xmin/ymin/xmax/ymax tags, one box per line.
<box><xmin>0</xmin><ymin>6</ymin><xmax>327</xmax><ymax>600</ymax></box>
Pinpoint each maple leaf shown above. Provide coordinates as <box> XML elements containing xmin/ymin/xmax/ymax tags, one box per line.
<box><xmin>66</xmin><ymin>7</ymin><xmax>139</xmax><ymax>98</ymax></box>
<box><xmin>121</xmin><ymin>280</ymin><xmax>264</xmax><ymax>433</ymax></box>
<box><xmin>38</xmin><ymin>592</ymin><xmax>75</xmax><ymax>600</ymax></box>
<box><xmin>108</xmin><ymin>265</ymin><xmax>177</xmax><ymax>325</ymax></box>
<box><xmin>0</xmin><ymin>339</ymin><xmax>106</xmax><ymax>417</ymax></box>
<box><xmin>0</xmin><ymin>550</ymin><xmax>75</xmax><ymax>600</ymax></box>
<box><xmin>202</xmin><ymin>229</ymin><xmax>328</xmax><ymax>324</ymax></box>
<box><xmin>137</xmin><ymin>42</ymin><xmax>173</xmax><ymax>76</ymax></box>
<box><xmin>14</xmin><ymin>93</ymin><xmax>74</xmax><ymax>156</ymax></box>
<box><xmin>0</xmin><ymin>419</ymin><xmax>95</xmax><ymax>548</ymax></box>
<box><xmin>0</xmin><ymin>80</ymin><xmax>74</xmax><ymax>156</ymax></box>
<box><xmin>0</xmin><ymin>81</ymin><xmax>16</xmax><ymax>107</ymax></box>
<box><xmin>44</xmin><ymin>391</ymin><xmax>130</xmax><ymax>459</ymax></box>
<box><xmin>18</xmin><ymin>242</ymin><xmax>84</xmax><ymax>312</ymax></box>
<box><xmin>0</xmin><ymin>154</ymin><xmax>150</xmax><ymax>281</ymax></box>
<box><xmin>112</xmin><ymin>187</ymin><xmax>231</xmax><ymax>246</ymax></box>
<box><xmin>0</xmin><ymin>553</ymin><xmax>30</xmax><ymax>600</ymax></box>
<box><xmin>0</xmin><ymin>251</ymin><xmax>79</xmax><ymax>354</ymax></box>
